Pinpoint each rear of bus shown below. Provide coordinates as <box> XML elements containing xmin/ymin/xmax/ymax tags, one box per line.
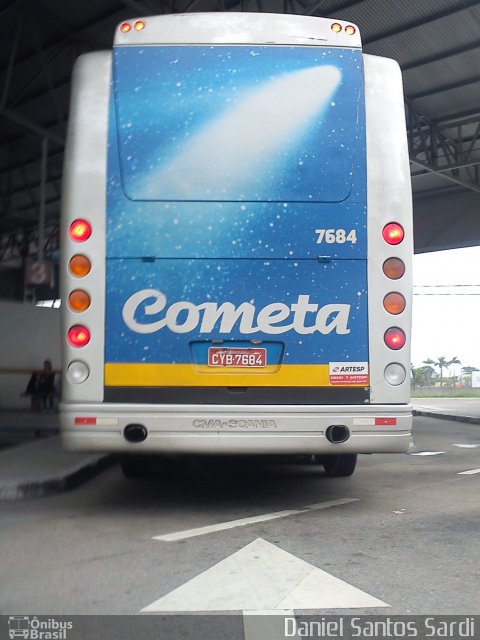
<box><xmin>60</xmin><ymin>13</ymin><xmax>412</xmax><ymax>475</ymax></box>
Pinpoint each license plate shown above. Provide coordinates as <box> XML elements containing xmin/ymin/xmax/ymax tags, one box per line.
<box><xmin>208</xmin><ymin>347</ymin><xmax>267</xmax><ymax>368</ymax></box>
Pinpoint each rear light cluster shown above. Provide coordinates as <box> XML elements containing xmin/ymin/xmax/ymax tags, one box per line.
<box><xmin>66</xmin><ymin>220</ymin><xmax>92</xmax><ymax>384</ymax></box>
<box><xmin>382</xmin><ymin>223</ymin><xmax>407</xmax><ymax>386</ymax></box>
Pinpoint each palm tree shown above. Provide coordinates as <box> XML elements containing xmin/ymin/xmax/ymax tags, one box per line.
<box><xmin>462</xmin><ymin>366</ymin><xmax>479</xmax><ymax>375</ymax></box>
<box><xmin>447</xmin><ymin>356</ymin><xmax>461</xmax><ymax>386</ymax></box>
<box><xmin>435</xmin><ymin>356</ymin><xmax>449</xmax><ymax>386</ymax></box>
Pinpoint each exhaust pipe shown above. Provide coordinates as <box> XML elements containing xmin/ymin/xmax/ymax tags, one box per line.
<box><xmin>325</xmin><ymin>425</ymin><xmax>350</xmax><ymax>444</ymax></box>
<box><xmin>124</xmin><ymin>424</ymin><xmax>148</xmax><ymax>443</ymax></box>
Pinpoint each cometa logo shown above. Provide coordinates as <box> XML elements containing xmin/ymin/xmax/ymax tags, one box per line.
<box><xmin>122</xmin><ymin>289</ymin><xmax>351</xmax><ymax>336</ymax></box>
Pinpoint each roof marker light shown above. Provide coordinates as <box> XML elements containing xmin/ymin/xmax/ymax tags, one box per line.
<box><xmin>331</xmin><ymin>23</ymin><xmax>342</xmax><ymax>33</ymax></box>
<box><xmin>134</xmin><ymin>20</ymin><xmax>145</xmax><ymax>31</ymax></box>
<box><xmin>345</xmin><ymin>25</ymin><xmax>356</xmax><ymax>35</ymax></box>
<box><xmin>120</xmin><ymin>23</ymin><xmax>131</xmax><ymax>33</ymax></box>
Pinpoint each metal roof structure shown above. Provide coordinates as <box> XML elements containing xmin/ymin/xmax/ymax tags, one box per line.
<box><xmin>1</xmin><ymin>0</ymin><xmax>480</xmax><ymax>293</ymax></box>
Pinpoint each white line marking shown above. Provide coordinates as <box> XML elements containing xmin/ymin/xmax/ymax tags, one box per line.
<box><xmin>458</xmin><ymin>468</ymin><xmax>480</xmax><ymax>475</ymax></box>
<box><xmin>452</xmin><ymin>443</ymin><xmax>479</xmax><ymax>449</ymax></box>
<box><xmin>409</xmin><ymin>451</ymin><xmax>446</xmax><ymax>456</ymax></box>
<box><xmin>153</xmin><ymin>498</ymin><xmax>358</xmax><ymax>542</ymax></box>
<box><xmin>141</xmin><ymin>537</ymin><xmax>388</xmax><ymax>613</ymax></box>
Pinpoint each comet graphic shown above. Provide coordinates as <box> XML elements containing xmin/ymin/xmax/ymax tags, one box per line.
<box><xmin>139</xmin><ymin>65</ymin><xmax>342</xmax><ymax>200</ymax></box>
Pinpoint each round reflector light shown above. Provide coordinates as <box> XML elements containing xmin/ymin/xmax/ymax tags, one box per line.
<box><xmin>120</xmin><ymin>22</ymin><xmax>131</xmax><ymax>33</ymax></box>
<box><xmin>345</xmin><ymin>25</ymin><xmax>356</xmax><ymax>35</ymax></box>
<box><xmin>67</xmin><ymin>325</ymin><xmax>91</xmax><ymax>348</ymax></box>
<box><xmin>383</xmin><ymin>257</ymin><xmax>405</xmax><ymax>280</ymax></box>
<box><xmin>69</xmin><ymin>254</ymin><xmax>91</xmax><ymax>277</ymax></box>
<box><xmin>134</xmin><ymin>20</ymin><xmax>145</xmax><ymax>30</ymax></box>
<box><xmin>331</xmin><ymin>23</ymin><xmax>342</xmax><ymax>32</ymax></box>
<box><xmin>384</xmin><ymin>363</ymin><xmax>406</xmax><ymax>386</ymax></box>
<box><xmin>383</xmin><ymin>292</ymin><xmax>406</xmax><ymax>315</ymax></box>
<box><xmin>67</xmin><ymin>361</ymin><xmax>90</xmax><ymax>384</ymax></box>
<box><xmin>69</xmin><ymin>219</ymin><xmax>92</xmax><ymax>242</ymax></box>
<box><xmin>383</xmin><ymin>223</ymin><xmax>404</xmax><ymax>245</ymax></box>
<box><xmin>68</xmin><ymin>290</ymin><xmax>91</xmax><ymax>313</ymax></box>
<box><xmin>384</xmin><ymin>327</ymin><xmax>406</xmax><ymax>350</ymax></box>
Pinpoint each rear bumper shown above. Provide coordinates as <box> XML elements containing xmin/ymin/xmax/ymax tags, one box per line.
<box><xmin>60</xmin><ymin>402</ymin><xmax>412</xmax><ymax>455</ymax></box>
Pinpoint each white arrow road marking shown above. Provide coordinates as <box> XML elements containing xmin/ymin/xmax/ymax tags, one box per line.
<box><xmin>153</xmin><ymin>498</ymin><xmax>358</xmax><ymax>542</ymax></box>
<box><xmin>243</xmin><ymin>611</ymin><xmax>300</xmax><ymax>640</ymax></box>
<box><xmin>458</xmin><ymin>468</ymin><xmax>480</xmax><ymax>475</ymax></box>
<box><xmin>141</xmin><ymin>537</ymin><xmax>388</xmax><ymax>613</ymax></box>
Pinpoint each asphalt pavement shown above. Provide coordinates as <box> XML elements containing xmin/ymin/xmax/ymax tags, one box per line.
<box><xmin>0</xmin><ymin>410</ymin><xmax>111</xmax><ymax>501</ymax></box>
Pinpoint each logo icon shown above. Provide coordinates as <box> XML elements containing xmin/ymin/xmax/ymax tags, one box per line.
<box><xmin>8</xmin><ymin>617</ymin><xmax>30</xmax><ymax>640</ymax></box>
<box><xmin>7</xmin><ymin>616</ymin><xmax>73</xmax><ymax>639</ymax></box>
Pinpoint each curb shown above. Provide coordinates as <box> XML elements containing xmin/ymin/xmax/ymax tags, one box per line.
<box><xmin>0</xmin><ymin>454</ymin><xmax>116</xmax><ymax>502</ymax></box>
<box><xmin>413</xmin><ymin>410</ymin><xmax>480</xmax><ymax>426</ymax></box>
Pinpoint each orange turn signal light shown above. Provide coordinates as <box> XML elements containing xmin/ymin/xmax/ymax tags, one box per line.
<box><xmin>68</xmin><ymin>290</ymin><xmax>91</xmax><ymax>313</ymax></box>
<box><xmin>69</xmin><ymin>255</ymin><xmax>91</xmax><ymax>278</ymax></box>
<box><xmin>383</xmin><ymin>292</ymin><xmax>406</xmax><ymax>315</ymax></box>
<box><xmin>383</xmin><ymin>257</ymin><xmax>405</xmax><ymax>280</ymax></box>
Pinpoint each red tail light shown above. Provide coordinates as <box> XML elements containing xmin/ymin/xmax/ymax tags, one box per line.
<box><xmin>69</xmin><ymin>219</ymin><xmax>92</xmax><ymax>242</ymax></box>
<box><xmin>384</xmin><ymin>327</ymin><xmax>406</xmax><ymax>350</ymax></box>
<box><xmin>67</xmin><ymin>325</ymin><xmax>91</xmax><ymax>347</ymax></box>
<box><xmin>383</xmin><ymin>223</ymin><xmax>404</xmax><ymax>245</ymax></box>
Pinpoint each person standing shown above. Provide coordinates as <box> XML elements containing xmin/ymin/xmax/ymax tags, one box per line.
<box><xmin>38</xmin><ymin>359</ymin><xmax>56</xmax><ymax>413</ymax></box>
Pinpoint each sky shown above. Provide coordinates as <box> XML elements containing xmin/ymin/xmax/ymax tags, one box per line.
<box><xmin>412</xmin><ymin>246</ymin><xmax>480</xmax><ymax>372</ymax></box>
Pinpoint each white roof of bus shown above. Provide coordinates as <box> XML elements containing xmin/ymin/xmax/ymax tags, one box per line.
<box><xmin>114</xmin><ymin>13</ymin><xmax>362</xmax><ymax>48</ymax></box>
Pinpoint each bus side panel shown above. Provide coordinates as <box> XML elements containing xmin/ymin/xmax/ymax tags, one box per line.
<box><xmin>60</xmin><ymin>52</ymin><xmax>110</xmax><ymax>403</ymax></box>
<box><xmin>364</xmin><ymin>54</ymin><xmax>413</xmax><ymax>405</ymax></box>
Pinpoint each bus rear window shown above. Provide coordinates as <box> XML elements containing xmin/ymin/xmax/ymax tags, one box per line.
<box><xmin>112</xmin><ymin>45</ymin><xmax>364</xmax><ymax>203</ymax></box>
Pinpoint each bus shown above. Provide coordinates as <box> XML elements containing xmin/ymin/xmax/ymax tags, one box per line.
<box><xmin>60</xmin><ymin>12</ymin><xmax>413</xmax><ymax>478</ymax></box>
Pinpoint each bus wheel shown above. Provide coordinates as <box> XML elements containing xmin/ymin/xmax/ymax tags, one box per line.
<box><xmin>315</xmin><ymin>453</ymin><xmax>357</xmax><ymax>477</ymax></box>
<box><xmin>120</xmin><ymin>455</ymin><xmax>151</xmax><ymax>479</ymax></box>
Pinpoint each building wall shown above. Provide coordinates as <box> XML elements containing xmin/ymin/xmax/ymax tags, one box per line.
<box><xmin>0</xmin><ymin>301</ymin><xmax>61</xmax><ymax>409</ymax></box>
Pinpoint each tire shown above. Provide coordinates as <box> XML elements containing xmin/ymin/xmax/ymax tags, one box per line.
<box><xmin>120</xmin><ymin>455</ymin><xmax>152</xmax><ymax>479</ymax></box>
<box><xmin>315</xmin><ymin>453</ymin><xmax>357</xmax><ymax>477</ymax></box>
